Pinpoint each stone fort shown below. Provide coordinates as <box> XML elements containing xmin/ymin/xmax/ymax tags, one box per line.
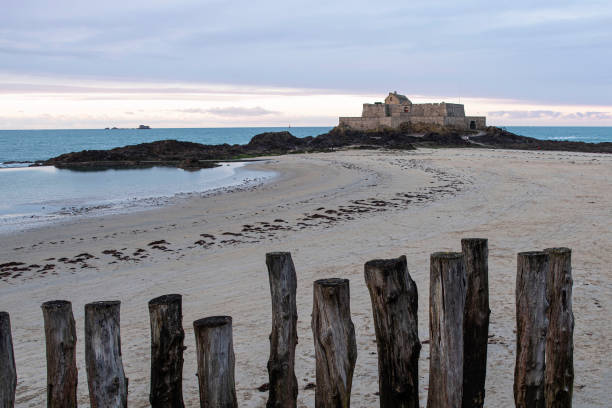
<box><xmin>339</xmin><ymin>92</ymin><xmax>486</xmax><ymax>131</ymax></box>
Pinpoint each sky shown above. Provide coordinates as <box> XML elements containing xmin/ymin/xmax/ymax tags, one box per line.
<box><xmin>1</xmin><ymin>0</ymin><xmax>611</xmax><ymax>128</ymax></box>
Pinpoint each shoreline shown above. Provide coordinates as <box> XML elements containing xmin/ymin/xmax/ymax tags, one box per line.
<box><xmin>0</xmin><ymin>162</ymin><xmax>277</xmax><ymax>235</ymax></box>
<box><xmin>0</xmin><ymin>148</ymin><xmax>610</xmax><ymax>407</ymax></box>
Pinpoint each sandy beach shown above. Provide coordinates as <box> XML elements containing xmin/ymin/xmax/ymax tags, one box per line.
<box><xmin>1</xmin><ymin>147</ymin><xmax>610</xmax><ymax>407</ymax></box>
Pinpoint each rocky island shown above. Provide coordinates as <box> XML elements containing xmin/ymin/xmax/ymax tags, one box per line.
<box><xmin>39</xmin><ymin>124</ymin><xmax>612</xmax><ymax>170</ymax></box>
<box><xmin>34</xmin><ymin>123</ymin><xmax>612</xmax><ymax>170</ymax></box>
<box><xmin>36</xmin><ymin>93</ymin><xmax>612</xmax><ymax>169</ymax></box>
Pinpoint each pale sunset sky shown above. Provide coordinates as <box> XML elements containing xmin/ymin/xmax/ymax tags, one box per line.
<box><xmin>1</xmin><ymin>0</ymin><xmax>611</xmax><ymax>129</ymax></box>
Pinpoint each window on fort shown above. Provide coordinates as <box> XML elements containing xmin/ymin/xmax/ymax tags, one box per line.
<box><xmin>470</xmin><ymin>121</ymin><xmax>476</xmax><ymax>130</ymax></box>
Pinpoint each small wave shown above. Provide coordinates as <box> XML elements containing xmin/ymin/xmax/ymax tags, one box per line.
<box><xmin>546</xmin><ymin>136</ymin><xmax>578</xmax><ymax>140</ymax></box>
<box><xmin>0</xmin><ymin>161</ymin><xmax>34</xmax><ymax>168</ymax></box>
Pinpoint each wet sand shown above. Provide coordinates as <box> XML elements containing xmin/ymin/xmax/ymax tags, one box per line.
<box><xmin>1</xmin><ymin>148</ymin><xmax>610</xmax><ymax>407</ymax></box>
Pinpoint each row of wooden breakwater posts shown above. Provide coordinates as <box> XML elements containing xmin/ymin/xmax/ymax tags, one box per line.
<box><xmin>0</xmin><ymin>239</ymin><xmax>574</xmax><ymax>408</ymax></box>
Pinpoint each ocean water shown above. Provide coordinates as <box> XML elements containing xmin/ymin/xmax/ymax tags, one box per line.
<box><xmin>504</xmin><ymin>126</ymin><xmax>612</xmax><ymax>144</ymax></box>
<box><xmin>0</xmin><ymin>163</ymin><xmax>274</xmax><ymax>233</ymax></box>
<box><xmin>0</xmin><ymin>126</ymin><xmax>609</xmax><ymax>232</ymax></box>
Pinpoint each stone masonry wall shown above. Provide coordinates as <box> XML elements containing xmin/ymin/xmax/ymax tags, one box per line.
<box><xmin>389</xmin><ymin>104</ymin><xmax>411</xmax><ymax>116</ymax></box>
<box><xmin>409</xmin><ymin>116</ymin><xmax>446</xmax><ymax>126</ymax></box>
<box><xmin>340</xmin><ymin>96</ymin><xmax>486</xmax><ymax>131</ymax></box>
<box><xmin>465</xmin><ymin>116</ymin><xmax>487</xmax><ymax>129</ymax></box>
<box><xmin>339</xmin><ymin>115</ymin><xmax>486</xmax><ymax>131</ymax></box>
<box><xmin>444</xmin><ymin>116</ymin><xmax>469</xmax><ymax>128</ymax></box>
<box><xmin>361</xmin><ymin>104</ymin><xmax>388</xmax><ymax>117</ymax></box>
<box><xmin>445</xmin><ymin>103</ymin><xmax>465</xmax><ymax>117</ymax></box>
<box><xmin>339</xmin><ymin>117</ymin><xmax>393</xmax><ymax>130</ymax></box>
<box><xmin>409</xmin><ymin>103</ymin><xmax>448</xmax><ymax>117</ymax></box>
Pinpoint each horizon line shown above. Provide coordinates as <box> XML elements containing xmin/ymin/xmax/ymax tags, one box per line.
<box><xmin>3</xmin><ymin>124</ymin><xmax>612</xmax><ymax>131</ymax></box>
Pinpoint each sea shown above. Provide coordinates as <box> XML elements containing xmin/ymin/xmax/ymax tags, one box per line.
<box><xmin>0</xmin><ymin>126</ymin><xmax>610</xmax><ymax>232</ymax></box>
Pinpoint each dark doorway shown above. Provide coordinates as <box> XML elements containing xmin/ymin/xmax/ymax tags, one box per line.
<box><xmin>470</xmin><ymin>120</ymin><xmax>476</xmax><ymax>130</ymax></box>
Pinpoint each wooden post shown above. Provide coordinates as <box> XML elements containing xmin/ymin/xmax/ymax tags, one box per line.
<box><xmin>514</xmin><ymin>252</ymin><xmax>548</xmax><ymax>408</ymax></box>
<box><xmin>265</xmin><ymin>252</ymin><xmax>298</xmax><ymax>408</ymax></box>
<box><xmin>544</xmin><ymin>248</ymin><xmax>573</xmax><ymax>408</ymax></box>
<box><xmin>41</xmin><ymin>300</ymin><xmax>78</xmax><ymax>408</ymax></box>
<box><xmin>364</xmin><ymin>256</ymin><xmax>420</xmax><ymax>408</ymax></box>
<box><xmin>0</xmin><ymin>312</ymin><xmax>17</xmax><ymax>408</ymax></box>
<box><xmin>311</xmin><ymin>278</ymin><xmax>357</xmax><ymax>408</ymax></box>
<box><xmin>85</xmin><ymin>301</ymin><xmax>128</xmax><ymax>408</ymax></box>
<box><xmin>461</xmin><ymin>238</ymin><xmax>489</xmax><ymax>408</ymax></box>
<box><xmin>148</xmin><ymin>294</ymin><xmax>185</xmax><ymax>408</ymax></box>
<box><xmin>193</xmin><ymin>316</ymin><xmax>237</xmax><ymax>408</ymax></box>
<box><xmin>427</xmin><ymin>252</ymin><xmax>467</xmax><ymax>408</ymax></box>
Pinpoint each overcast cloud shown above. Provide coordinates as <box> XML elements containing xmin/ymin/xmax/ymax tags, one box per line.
<box><xmin>489</xmin><ymin>110</ymin><xmax>612</xmax><ymax>120</ymax></box>
<box><xmin>178</xmin><ymin>106</ymin><xmax>278</xmax><ymax>116</ymax></box>
<box><xmin>1</xmin><ymin>1</ymin><xmax>611</xmax><ymax>128</ymax></box>
<box><xmin>1</xmin><ymin>1</ymin><xmax>611</xmax><ymax>104</ymax></box>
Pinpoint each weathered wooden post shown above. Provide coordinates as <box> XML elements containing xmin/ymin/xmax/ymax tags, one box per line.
<box><xmin>0</xmin><ymin>312</ymin><xmax>17</xmax><ymax>408</ymax></box>
<box><xmin>41</xmin><ymin>300</ymin><xmax>78</xmax><ymax>408</ymax></box>
<box><xmin>193</xmin><ymin>316</ymin><xmax>237</xmax><ymax>408</ymax></box>
<box><xmin>148</xmin><ymin>294</ymin><xmax>185</xmax><ymax>408</ymax></box>
<box><xmin>427</xmin><ymin>252</ymin><xmax>467</xmax><ymax>408</ymax></box>
<box><xmin>85</xmin><ymin>301</ymin><xmax>128</xmax><ymax>408</ymax></box>
<box><xmin>514</xmin><ymin>252</ymin><xmax>548</xmax><ymax>408</ymax></box>
<box><xmin>461</xmin><ymin>238</ymin><xmax>490</xmax><ymax>408</ymax></box>
<box><xmin>311</xmin><ymin>278</ymin><xmax>357</xmax><ymax>408</ymax></box>
<box><xmin>364</xmin><ymin>256</ymin><xmax>420</xmax><ymax>408</ymax></box>
<box><xmin>265</xmin><ymin>252</ymin><xmax>298</xmax><ymax>408</ymax></box>
<box><xmin>544</xmin><ymin>248</ymin><xmax>573</xmax><ymax>408</ymax></box>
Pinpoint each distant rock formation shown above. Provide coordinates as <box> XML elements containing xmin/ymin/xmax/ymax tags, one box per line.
<box><xmin>104</xmin><ymin>125</ymin><xmax>151</xmax><ymax>130</ymax></box>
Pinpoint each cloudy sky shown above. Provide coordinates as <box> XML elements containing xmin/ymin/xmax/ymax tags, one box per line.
<box><xmin>1</xmin><ymin>0</ymin><xmax>611</xmax><ymax>128</ymax></box>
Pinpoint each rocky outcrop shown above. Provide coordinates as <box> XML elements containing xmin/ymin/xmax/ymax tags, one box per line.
<box><xmin>474</xmin><ymin>127</ymin><xmax>612</xmax><ymax>153</ymax></box>
<box><xmin>39</xmin><ymin>126</ymin><xmax>610</xmax><ymax>170</ymax></box>
<box><xmin>313</xmin><ymin>125</ymin><xmax>612</xmax><ymax>153</ymax></box>
<box><xmin>246</xmin><ymin>131</ymin><xmax>311</xmax><ymax>152</ymax></box>
<box><xmin>309</xmin><ymin>126</ymin><xmax>420</xmax><ymax>149</ymax></box>
<box><xmin>41</xmin><ymin>140</ymin><xmax>241</xmax><ymax>169</ymax></box>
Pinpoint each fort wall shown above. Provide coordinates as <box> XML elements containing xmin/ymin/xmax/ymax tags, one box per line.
<box><xmin>340</xmin><ymin>92</ymin><xmax>487</xmax><ymax>131</ymax></box>
<box><xmin>466</xmin><ymin>116</ymin><xmax>487</xmax><ymax>130</ymax></box>
<box><xmin>409</xmin><ymin>103</ymin><xmax>446</xmax><ymax>117</ymax></box>
<box><xmin>362</xmin><ymin>104</ymin><xmax>388</xmax><ymax>117</ymax></box>
<box><xmin>338</xmin><ymin>117</ymin><xmax>395</xmax><ymax>131</ymax></box>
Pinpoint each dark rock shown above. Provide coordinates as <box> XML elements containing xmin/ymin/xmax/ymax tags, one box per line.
<box><xmin>475</xmin><ymin>126</ymin><xmax>612</xmax><ymax>153</ymax></box>
<box><xmin>41</xmin><ymin>139</ymin><xmax>242</xmax><ymax>169</ymax></box>
<box><xmin>3</xmin><ymin>161</ymin><xmax>33</xmax><ymax>165</ymax></box>
<box><xmin>178</xmin><ymin>158</ymin><xmax>217</xmax><ymax>170</ymax></box>
<box><xmin>420</xmin><ymin>132</ymin><xmax>471</xmax><ymax>147</ymax></box>
<box><xmin>309</xmin><ymin>126</ymin><xmax>417</xmax><ymax>150</ymax></box>
<box><xmin>148</xmin><ymin>240</ymin><xmax>169</xmax><ymax>246</ymax></box>
<box><xmin>246</xmin><ymin>131</ymin><xmax>308</xmax><ymax>152</ymax></box>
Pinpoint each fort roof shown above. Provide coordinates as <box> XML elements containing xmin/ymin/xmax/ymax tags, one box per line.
<box><xmin>385</xmin><ymin>92</ymin><xmax>411</xmax><ymax>105</ymax></box>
